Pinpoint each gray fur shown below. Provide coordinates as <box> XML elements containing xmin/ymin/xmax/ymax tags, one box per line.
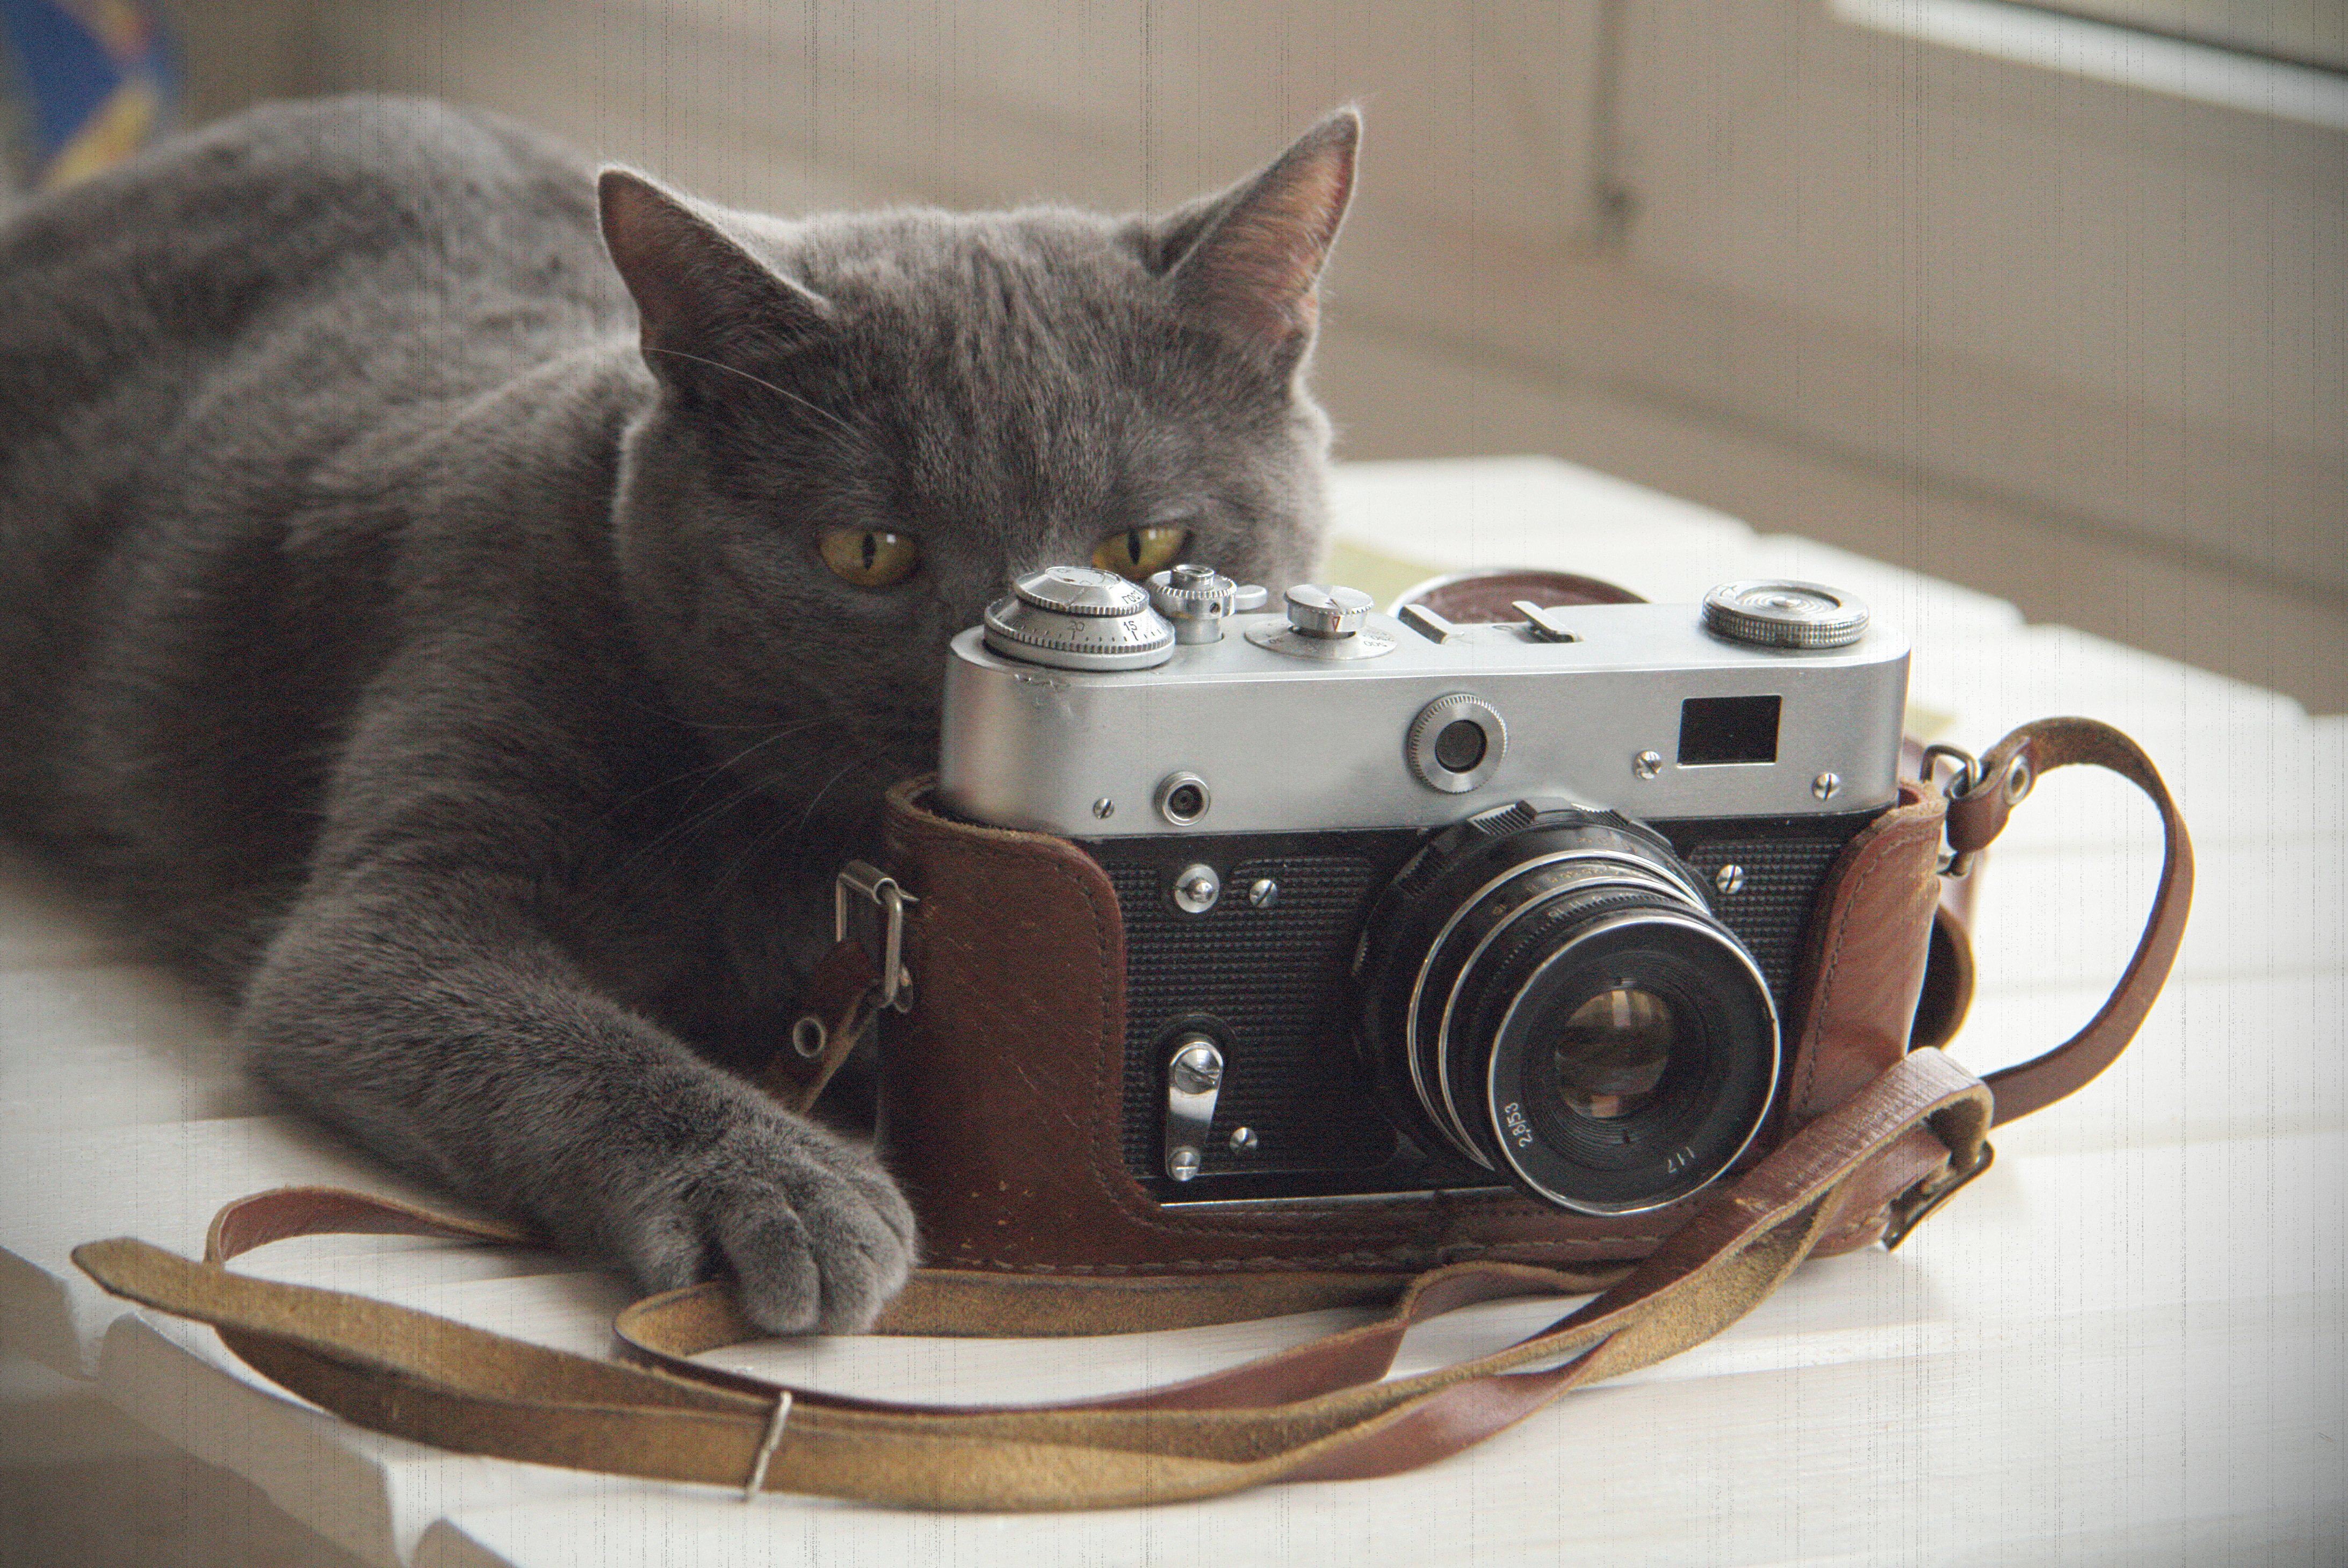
<box><xmin>0</xmin><ymin>95</ymin><xmax>1355</xmax><ymax>1331</ymax></box>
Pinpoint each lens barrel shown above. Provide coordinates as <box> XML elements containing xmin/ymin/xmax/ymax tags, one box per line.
<box><xmin>1360</xmin><ymin>804</ymin><xmax>1780</xmax><ymax>1215</ymax></box>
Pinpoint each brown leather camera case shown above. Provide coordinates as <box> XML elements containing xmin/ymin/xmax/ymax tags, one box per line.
<box><xmin>872</xmin><ymin>773</ymin><xmax>1957</xmax><ymax>1277</ymax></box>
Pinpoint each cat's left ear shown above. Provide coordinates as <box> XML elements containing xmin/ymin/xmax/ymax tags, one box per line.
<box><xmin>597</xmin><ymin>168</ymin><xmax>833</xmax><ymax>388</ymax></box>
<box><xmin>1148</xmin><ymin>109</ymin><xmax>1359</xmax><ymax>380</ymax></box>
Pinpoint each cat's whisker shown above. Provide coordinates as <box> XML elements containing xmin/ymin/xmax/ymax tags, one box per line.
<box><xmin>791</xmin><ymin>753</ymin><xmax>875</xmax><ymax>837</ymax></box>
<box><xmin>705</xmin><ymin>749</ymin><xmax>878</xmax><ymax>900</ymax></box>
<box><xmin>593</xmin><ymin>717</ymin><xmax>830</xmax><ymax>830</ymax></box>
<box><xmin>644</xmin><ymin>348</ymin><xmax>871</xmax><ymax>449</ymax></box>
<box><xmin>708</xmin><ymin>812</ymin><xmax>800</xmax><ymax>902</ymax></box>
<box><xmin>612</xmin><ymin>769</ymin><xmax>775</xmax><ymax>869</ymax></box>
<box><xmin>601</xmin><ymin>715</ymin><xmax>869</xmax><ymax>888</ymax></box>
<box><xmin>677</xmin><ymin>721</ymin><xmax>820</xmax><ymax>791</ymax></box>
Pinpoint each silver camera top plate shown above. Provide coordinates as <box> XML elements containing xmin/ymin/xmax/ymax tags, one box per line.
<box><xmin>938</xmin><ymin>596</ymin><xmax>1909</xmax><ymax>838</ymax></box>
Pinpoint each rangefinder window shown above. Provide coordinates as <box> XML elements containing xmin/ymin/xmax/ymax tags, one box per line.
<box><xmin>1677</xmin><ymin>695</ymin><xmax>1781</xmax><ymax>767</ymax></box>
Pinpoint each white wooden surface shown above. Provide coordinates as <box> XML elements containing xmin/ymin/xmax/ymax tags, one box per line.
<box><xmin>2</xmin><ymin>457</ymin><xmax>2339</xmax><ymax>1566</ymax></box>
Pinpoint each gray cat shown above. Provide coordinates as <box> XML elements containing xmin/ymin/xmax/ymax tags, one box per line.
<box><xmin>0</xmin><ymin>95</ymin><xmax>1354</xmax><ymax>1331</ymax></box>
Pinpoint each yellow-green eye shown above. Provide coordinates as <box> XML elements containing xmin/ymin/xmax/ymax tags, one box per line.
<box><xmin>1091</xmin><ymin>524</ymin><xmax>1190</xmax><ymax>582</ymax></box>
<box><xmin>819</xmin><ymin>528</ymin><xmax>921</xmax><ymax>589</ymax></box>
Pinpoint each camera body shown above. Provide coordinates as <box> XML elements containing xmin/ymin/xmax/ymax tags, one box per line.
<box><xmin>937</xmin><ymin>568</ymin><xmax>1909</xmax><ymax>1216</ymax></box>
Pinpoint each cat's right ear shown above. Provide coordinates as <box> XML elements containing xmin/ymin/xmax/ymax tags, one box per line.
<box><xmin>1142</xmin><ymin>109</ymin><xmax>1359</xmax><ymax>381</ymax></box>
<box><xmin>597</xmin><ymin>168</ymin><xmax>833</xmax><ymax>391</ymax></box>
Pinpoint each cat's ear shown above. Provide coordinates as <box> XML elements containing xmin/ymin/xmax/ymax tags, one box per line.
<box><xmin>597</xmin><ymin>168</ymin><xmax>833</xmax><ymax>386</ymax></box>
<box><xmin>1150</xmin><ymin>109</ymin><xmax>1359</xmax><ymax>378</ymax></box>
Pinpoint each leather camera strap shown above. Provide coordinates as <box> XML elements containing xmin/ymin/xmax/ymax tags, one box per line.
<box><xmin>1938</xmin><ymin>717</ymin><xmax>2194</xmax><ymax>1125</ymax></box>
<box><xmin>67</xmin><ymin>717</ymin><xmax>2190</xmax><ymax>1509</ymax></box>
<box><xmin>76</xmin><ymin>1049</ymin><xmax>1985</xmax><ymax>1510</ymax></box>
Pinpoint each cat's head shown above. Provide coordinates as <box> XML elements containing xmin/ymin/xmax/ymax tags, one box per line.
<box><xmin>598</xmin><ymin>111</ymin><xmax>1357</xmax><ymax>825</ymax></box>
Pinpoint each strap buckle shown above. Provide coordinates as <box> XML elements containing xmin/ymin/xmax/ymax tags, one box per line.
<box><xmin>1881</xmin><ymin>1139</ymin><xmax>1995</xmax><ymax>1251</ymax></box>
<box><xmin>1923</xmin><ymin>742</ymin><xmax>2034</xmax><ymax>879</ymax></box>
<box><xmin>834</xmin><ymin>861</ymin><xmax>916</xmax><ymax>1013</ymax></box>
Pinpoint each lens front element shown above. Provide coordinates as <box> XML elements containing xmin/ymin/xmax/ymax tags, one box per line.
<box><xmin>1553</xmin><ymin>986</ymin><xmax>1673</xmax><ymax>1118</ymax></box>
<box><xmin>1479</xmin><ymin>909</ymin><xmax>1776</xmax><ymax>1213</ymax></box>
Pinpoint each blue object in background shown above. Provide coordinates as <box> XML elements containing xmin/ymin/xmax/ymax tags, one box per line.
<box><xmin>0</xmin><ymin>0</ymin><xmax>177</xmax><ymax>192</ymax></box>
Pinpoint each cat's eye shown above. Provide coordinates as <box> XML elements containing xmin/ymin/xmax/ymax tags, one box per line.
<box><xmin>1091</xmin><ymin>524</ymin><xmax>1191</xmax><ymax>582</ymax></box>
<box><xmin>819</xmin><ymin>528</ymin><xmax>922</xmax><ymax>589</ymax></box>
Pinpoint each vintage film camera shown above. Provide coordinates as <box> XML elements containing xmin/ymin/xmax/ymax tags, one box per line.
<box><xmin>935</xmin><ymin>563</ymin><xmax>1906</xmax><ymax>1219</ymax></box>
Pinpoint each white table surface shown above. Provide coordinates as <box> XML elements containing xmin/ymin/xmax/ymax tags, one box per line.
<box><xmin>2</xmin><ymin>456</ymin><xmax>2339</xmax><ymax>1566</ymax></box>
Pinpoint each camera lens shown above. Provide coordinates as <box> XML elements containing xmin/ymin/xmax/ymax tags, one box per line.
<box><xmin>1359</xmin><ymin>805</ymin><xmax>1779</xmax><ymax>1215</ymax></box>
<box><xmin>1433</xmin><ymin>719</ymin><xmax>1487</xmax><ymax>774</ymax></box>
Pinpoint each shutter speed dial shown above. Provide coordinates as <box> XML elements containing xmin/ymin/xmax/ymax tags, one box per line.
<box><xmin>983</xmin><ymin>566</ymin><xmax>1176</xmax><ymax>671</ymax></box>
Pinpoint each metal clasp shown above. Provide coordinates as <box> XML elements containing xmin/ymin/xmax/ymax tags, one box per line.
<box><xmin>1881</xmin><ymin>1139</ymin><xmax>1995</xmax><ymax>1251</ymax></box>
<box><xmin>1923</xmin><ymin>742</ymin><xmax>2034</xmax><ymax>879</ymax></box>
<box><xmin>1920</xmin><ymin>741</ymin><xmax>1982</xmax><ymax>798</ymax></box>
<box><xmin>834</xmin><ymin>861</ymin><xmax>916</xmax><ymax>1013</ymax></box>
<box><xmin>1922</xmin><ymin>743</ymin><xmax>1984</xmax><ymax>877</ymax></box>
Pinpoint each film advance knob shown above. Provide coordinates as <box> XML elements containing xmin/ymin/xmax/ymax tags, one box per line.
<box><xmin>1284</xmin><ymin>583</ymin><xmax>1375</xmax><ymax>639</ymax></box>
<box><xmin>1701</xmin><ymin>580</ymin><xmax>1871</xmax><ymax>650</ymax></box>
<box><xmin>982</xmin><ymin>564</ymin><xmax>1175</xmax><ymax>671</ymax></box>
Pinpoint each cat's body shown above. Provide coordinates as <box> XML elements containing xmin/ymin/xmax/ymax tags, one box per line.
<box><xmin>0</xmin><ymin>96</ymin><xmax>1354</xmax><ymax>1329</ymax></box>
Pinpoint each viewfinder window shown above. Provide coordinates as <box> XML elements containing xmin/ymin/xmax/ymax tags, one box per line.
<box><xmin>1677</xmin><ymin>696</ymin><xmax>1780</xmax><ymax>766</ymax></box>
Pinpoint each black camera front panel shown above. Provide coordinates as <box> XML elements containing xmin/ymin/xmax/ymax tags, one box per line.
<box><xmin>1089</xmin><ymin>804</ymin><xmax>1886</xmax><ymax>1205</ymax></box>
<box><xmin>1089</xmin><ymin>827</ymin><xmax>1457</xmax><ymax>1201</ymax></box>
<box><xmin>1648</xmin><ymin>808</ymin><xmax>1889</xmax><ymax>1009</ymax></box>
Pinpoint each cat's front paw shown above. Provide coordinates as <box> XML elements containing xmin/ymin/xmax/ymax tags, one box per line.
<box><xmin>612</xmin><ymin>1105</ymin><xmax>918</xmax><ymax>1335</ymax></box>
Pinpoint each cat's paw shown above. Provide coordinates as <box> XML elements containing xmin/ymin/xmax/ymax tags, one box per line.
<box><xmin>612</xmin><ymin>1106</ymin><xmax>918</xmax><ymax>1335</ymax></box>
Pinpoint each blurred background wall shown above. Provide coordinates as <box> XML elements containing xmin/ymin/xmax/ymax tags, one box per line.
<box><xmin>25</xmin><ymin>0</ymin><xmax>2348</xmax><ymax>709</ymax></box>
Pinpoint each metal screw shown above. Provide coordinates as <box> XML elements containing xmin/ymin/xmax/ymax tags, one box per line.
<box><xmin>1168</xmin><ymin>1147</ymin><xmax>1203</xmax><ymax>1182</ymax></box>
<box><xmin>1092</xmin><ymin>797</ymin><xmax>1115</xmax><ymax>820</ymax></box>
<box><xmin>1714</xmin><ymin>863</ymin><xmax>1747</xmax><ymax>896</ymax></box>
<box><xmin>1247</xmin><ymin>878</ymin><xmax>1280</xmax><ymax>909</ymax></box>
<box><xmin>1169</xmin><ymin>1042</ymin><xmax>1224</xmax><ymax>1094</ymax></box>
<box><xmin>1634</xmin><ymin>750</ymin><xmax>1664</xmax><ymax>779</ymax></box>
<box><xmin>1812</xmin><ymin>771</ymin><xmax>1841</xmax><ymax>801</ymax></box>
<box><xmin>1229</xmin><ymin>1126</ymin><xmax>1259</xmax><ymax>1153</ymax></box>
